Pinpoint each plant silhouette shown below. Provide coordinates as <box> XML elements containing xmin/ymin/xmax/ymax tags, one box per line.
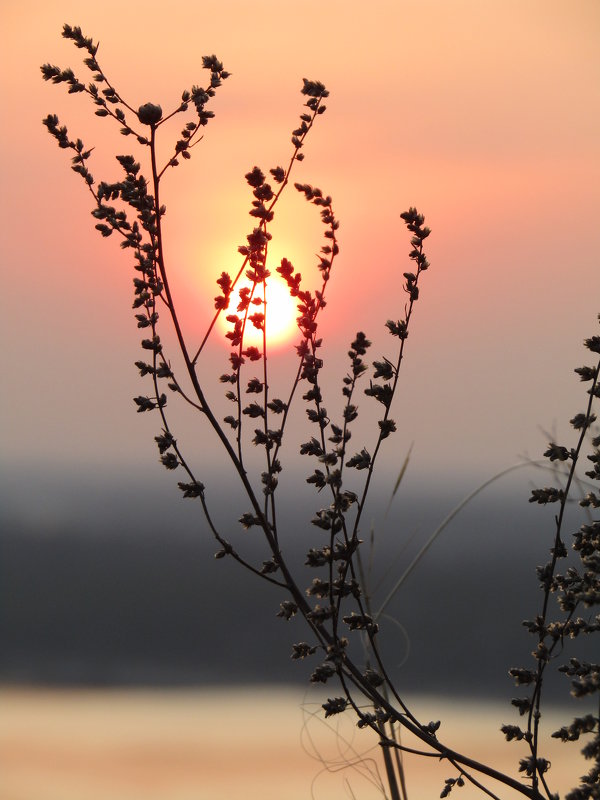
<box><xmin>42</xmin><ymin>24</ymin><xmax>599</xmax><ymax>800</ymax></box>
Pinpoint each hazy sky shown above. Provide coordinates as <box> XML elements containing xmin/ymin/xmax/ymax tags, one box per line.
<box><xmin>1</xmin><ymin>0</ymin><xmax>599</xmax><ymax>512</ymax></box>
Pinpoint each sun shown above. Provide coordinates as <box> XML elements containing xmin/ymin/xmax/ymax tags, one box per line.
<box><xmin>218</xmin><ymin>274</ymin><xmax>298</xmax><ymax>350</ymax></box>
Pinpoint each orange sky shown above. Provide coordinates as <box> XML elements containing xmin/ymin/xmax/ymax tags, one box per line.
<box><xmin>1</xmin><ymin>0</ymin><xmax>599</xmax><ymax>493</ymax></box>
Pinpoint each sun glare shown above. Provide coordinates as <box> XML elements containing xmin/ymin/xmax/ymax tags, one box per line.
<box><xmin>218</xmin><ymin>275</ymin><xmax>298</xmax><ymax>350</ymax></box>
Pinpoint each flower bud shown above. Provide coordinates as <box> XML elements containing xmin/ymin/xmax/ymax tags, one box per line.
<box><xmin>137</xmin><ymin>103</ymin><xmax>163</xmax><ymax>125</ymax></box>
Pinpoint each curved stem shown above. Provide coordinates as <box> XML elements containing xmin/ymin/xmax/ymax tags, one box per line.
<box><xmin>375</xmin><ymin>460</ymin><xmax>546</xmax><ymax>621</ymax></box>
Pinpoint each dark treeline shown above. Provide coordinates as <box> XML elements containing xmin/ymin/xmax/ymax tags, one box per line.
<box><xmin>1</xmin><ymin>479</ymin><xmax>589</xmax><ymax>702</ymax></box>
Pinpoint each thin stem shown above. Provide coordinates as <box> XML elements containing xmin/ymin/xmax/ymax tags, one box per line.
<box><xmin>528</xmin><ymin>361</ymin><xmax>600</xmax><ymax>793</ymax></box>
<box><xmin>377</xmin><ymin>716</ymin><xmax>402</xmax><ymax>800</ymax></box>
<box><xmin>191</xmin><ymin>93</ymin><xmax>324</xmax><ymax>365</ymax></box>
<box><xmin>375</xmin><ymin>460</ymin><xmax>547</xmax><ymax>621</ymax></box>
<box><xmin>351</xmin><ymin>247</ymin><xmax>425</xmax><ymax>547</ymax></box>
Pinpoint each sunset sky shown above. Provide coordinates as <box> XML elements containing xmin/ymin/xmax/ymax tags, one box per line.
<box><xmin>2</xmin><ymin>0</ymin><xmax>599</xmax><ymax>517</ymax></box>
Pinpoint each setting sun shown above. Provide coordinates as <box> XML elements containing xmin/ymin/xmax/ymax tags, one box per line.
<box><xmin>218</xmin><ymin>274</ymin><xmax>298</xmax><ymax>349</ymax></box>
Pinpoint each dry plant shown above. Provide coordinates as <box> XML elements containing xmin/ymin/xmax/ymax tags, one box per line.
<box><xmin>42</xmin><ymin>24</ymin><xmax>599</xmax><ymax>800</ymax></box>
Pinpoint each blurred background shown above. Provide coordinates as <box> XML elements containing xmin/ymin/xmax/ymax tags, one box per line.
<box><xmin>1</xmin><ymin>0</ymin><xmax>599</xmax><ymax>798</ymax></box>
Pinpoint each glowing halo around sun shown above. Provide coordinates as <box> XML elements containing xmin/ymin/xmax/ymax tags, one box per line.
<box><xmin>218</xmin><ymin>275</ymin><xmax>298</xmax><ymax>350</ymax></box>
